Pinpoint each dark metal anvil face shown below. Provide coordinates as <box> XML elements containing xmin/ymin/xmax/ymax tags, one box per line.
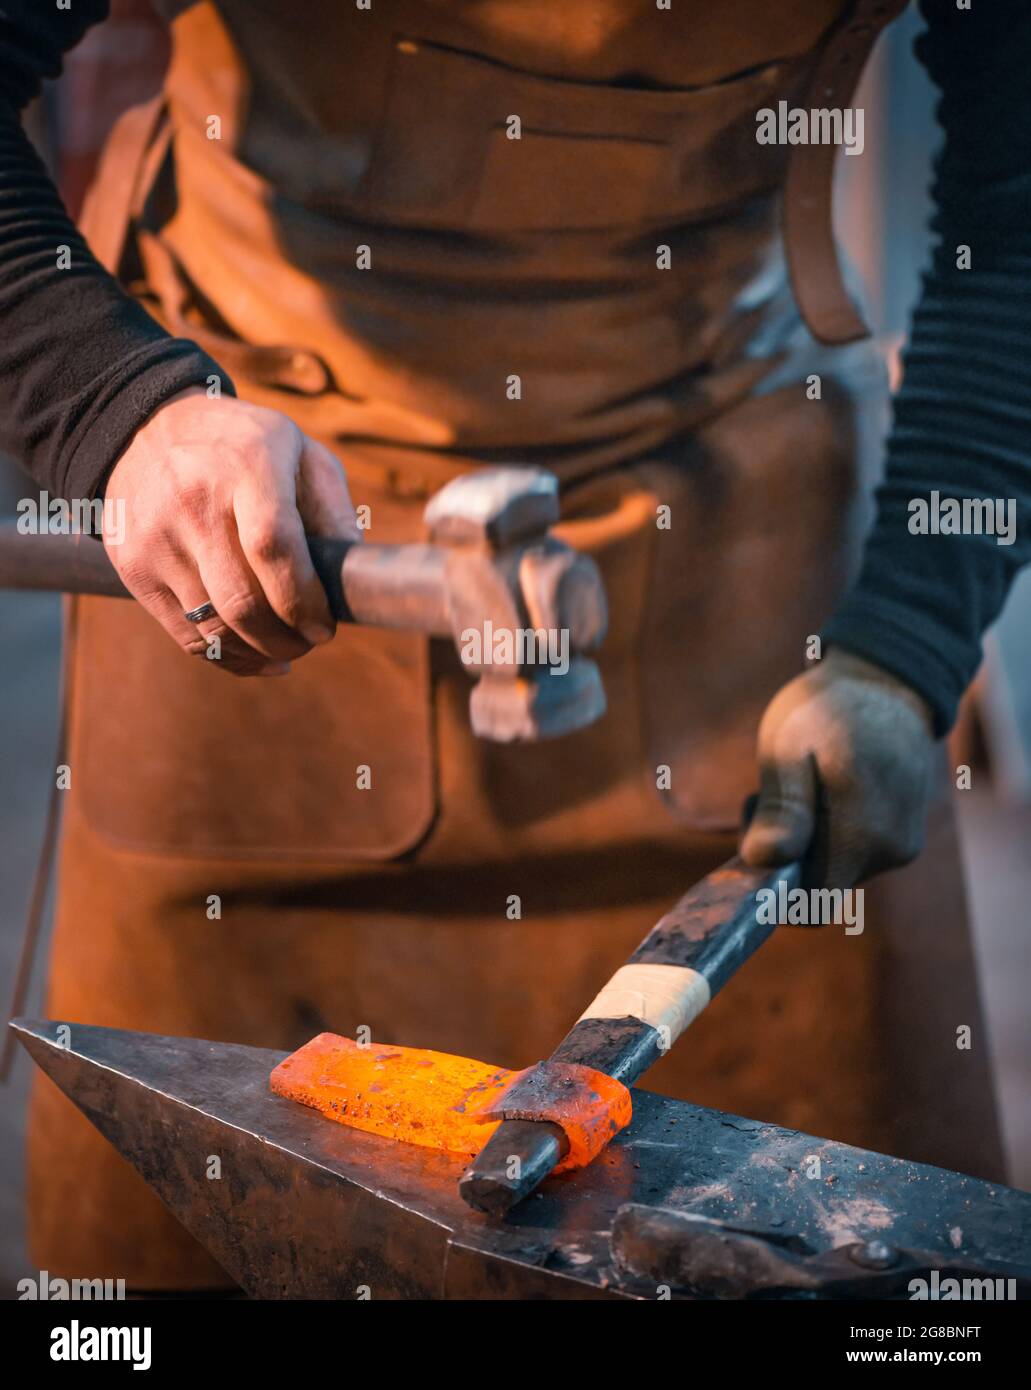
<box><xmin>13</xmin><ymin>1020</ymin><xmax>1031</xmax><ymax>1300</ymax></box>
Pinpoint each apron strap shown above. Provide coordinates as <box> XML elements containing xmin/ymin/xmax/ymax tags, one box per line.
<box><xmin>784</xmin><ymin>0</ymin><xmax>910</xmax><ymax>345</ymax></box>
<box><xmin>78</xmin><ymin>93</ymin><xmax>170</xmax><ymax>276</ymax></box>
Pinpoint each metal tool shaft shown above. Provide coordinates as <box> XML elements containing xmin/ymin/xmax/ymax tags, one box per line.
<box><xmin>460</xmin><ymin>856</ymin><xmax>804</xmax><ymax>1215</ymax></box>
<box><xmin>0</xmin><ymin>522</ymin><xmax>453</xmax><ymax>634</ymax></box>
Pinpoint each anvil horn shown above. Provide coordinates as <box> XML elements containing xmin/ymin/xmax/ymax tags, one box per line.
<box><xmin>9</xmin><ymin>1018</ymin><xmax>618</xmax><ymax>1299</ymax></box>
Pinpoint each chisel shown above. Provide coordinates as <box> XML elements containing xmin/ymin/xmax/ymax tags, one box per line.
<box><xmin>459</xmin><ymin>855</ymin><xmax>803</xmax><ymax>1215</ymax></box>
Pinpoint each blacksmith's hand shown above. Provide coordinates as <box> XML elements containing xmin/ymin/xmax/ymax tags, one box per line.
<box><xmin>740</xmin><ymin>648</ymin><xmax>937</xmax><ymax>890</ymax></box>
<box><xmin>103</xmin><ymin>387</ymin><xmax>360</xmax><ymax>675</ymax></box>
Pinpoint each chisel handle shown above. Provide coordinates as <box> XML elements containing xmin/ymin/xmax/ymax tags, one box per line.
<box><xmin>0</xmin><ymin>522</ymin><xmax>451</xmax><ymax>634</ymax></box>
<box><xmin>561</xmin><ymin>855</ymin><xmax>804</xmax><ymax>1077</ymax></box>
<box><xmin>460</xmin><ymin>856</ymin><xmax>804</xmax><ymax>1215</ymax></box>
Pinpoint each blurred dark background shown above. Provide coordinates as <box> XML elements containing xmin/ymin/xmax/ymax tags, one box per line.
<box><xmin>2</xmin><ymin>1</ymin><xmax>1029</xmax><ymax>1292</ymax></box>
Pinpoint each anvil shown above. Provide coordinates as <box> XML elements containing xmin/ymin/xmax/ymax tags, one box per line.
<box><xmin>13</xmin><ymin>1019</ymin><xmax>1031</xmax><ymax>1300</ymax></box>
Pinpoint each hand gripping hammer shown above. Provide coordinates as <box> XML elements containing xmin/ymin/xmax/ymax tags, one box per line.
<box><xmin>0</xmin><ymin>466</ymin><xmax>608</xmax><ymax>742</ymax></box>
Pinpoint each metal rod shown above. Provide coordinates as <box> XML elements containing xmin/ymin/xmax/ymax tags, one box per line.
<box><xmin>0</xmin><ymin>522</ymin><xmax>453</xmax><ymax>635</ymax></box>
<box><xmin>460</xmin><ymin>857</ymin><xmax>804</xmax><ymax>1215</ymax></box>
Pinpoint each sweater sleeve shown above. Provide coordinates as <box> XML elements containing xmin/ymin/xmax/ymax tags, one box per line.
<box><xmin>0</xmin><ymin>0</ymin><xmax>234</xmax><ymax>502</ymax></box>
<box><xmin>822</xmin><ymin>0</ymin><xmax>1031</xmax><ymax>735</ymax></box>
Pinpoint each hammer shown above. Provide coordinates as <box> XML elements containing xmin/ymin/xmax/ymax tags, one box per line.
<box><xmin>0</xmin><ymin>467</ymin><xmax>607</xmax><ymax>742</ymax></box>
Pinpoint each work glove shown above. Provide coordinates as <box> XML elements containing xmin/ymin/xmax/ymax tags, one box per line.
<box><xmin>740</xmin><ymin>647</ymin><xmax>938</xmax><ymax>890</ymax></box>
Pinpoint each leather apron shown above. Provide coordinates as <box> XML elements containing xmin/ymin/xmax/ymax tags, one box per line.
<box><xmin>29</xmin><ymin>0</ymin><xmax>1004</xmax><ymax>1287</ymax></box>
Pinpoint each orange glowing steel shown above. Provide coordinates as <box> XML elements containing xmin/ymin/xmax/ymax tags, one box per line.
<box><xmin>270</xmin><ymin>1034</ymin><xmax>633</xmax><ymax>1170</ymax></box>
<box><xmin>270</xmin><ymin>1034</ymin><xmax>509</xmax><ymax>1155</ymax></box>
<box><xmin>482</xmin><ymin>1060</ymin><xmax>633</xmax><ymax>1172</ymax></box>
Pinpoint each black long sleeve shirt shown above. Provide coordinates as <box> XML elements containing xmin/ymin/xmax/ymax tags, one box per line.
<box><xmin>1</xmin><ymin>0</ymin><xmax>1029</xmax><ymax>734</ymax></box>
<box><xmin>822</xmin><ymin>1</ymin><xmax>1031</xmax><ymax>734</ymax></box>
<box><xmin>0</xmin><ymin>1</ymin><xmax>232</xmax><ymax>503</ymax></box>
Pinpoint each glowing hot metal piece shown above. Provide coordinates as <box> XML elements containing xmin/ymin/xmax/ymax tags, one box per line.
<box><xmin>270</xmin><ymin>1033</ymin><xmax>631</xmax><ymax>1170</ymax></box>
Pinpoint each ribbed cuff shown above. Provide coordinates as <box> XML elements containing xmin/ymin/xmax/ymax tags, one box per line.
<box><xmin>821</xmin><ymin>597</ymin><xmax>972</xmax><ymax>738</ymax></box>
<box><xmin>59</xmin><ymin>339</ymin><xmax>236</xmax><ymax>501</ymax></box>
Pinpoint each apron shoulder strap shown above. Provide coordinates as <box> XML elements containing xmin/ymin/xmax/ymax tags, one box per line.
<box><xmin>784</xmin><ymin>0</ymin><xmax>910</xmax><ymax>345</ymax></box>
<box><xmin>78</xmin><ymin>93</ymin><xmax>170</xmax><ymax>275</ymax></box>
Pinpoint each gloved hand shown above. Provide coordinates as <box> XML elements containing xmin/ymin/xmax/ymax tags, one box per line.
<box><xmin>740</xmin><ymin>647</ymin><xmax>938</xmax><ymax>890</ymax></box>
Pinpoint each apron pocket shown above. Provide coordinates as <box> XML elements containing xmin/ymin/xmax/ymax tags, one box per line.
<box><xmin>70</xmin><ymin>482</ymin><xmax>438</xmax><ymax>864</ymax></box>
<box><xmin>355</xmin><ymin>36</ymin><xmax>809</xmax><ymax>232</ymax></box>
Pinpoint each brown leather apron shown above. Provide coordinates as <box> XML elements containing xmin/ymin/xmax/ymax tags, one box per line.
<box><xmin>28</xmin><ymin>0</ymin><xmax>1004</xmax><ymax>1287</ymax></box>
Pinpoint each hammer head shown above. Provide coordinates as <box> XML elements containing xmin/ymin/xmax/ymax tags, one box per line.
<box><xmin>424</xmin><ymin>467</ymin><xmax>559</xmax><ymax>548</ymax></box>
<box><xmin>425</xmin><ymin>468</ymin><xmax>608</xmax><ymax>742</ymax></box>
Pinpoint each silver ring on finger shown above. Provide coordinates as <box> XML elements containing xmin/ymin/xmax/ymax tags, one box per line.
<box><xmin>183</xmin><ymin>600</ymin><xmax>218</xmax><ymax>625</ymax></box>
